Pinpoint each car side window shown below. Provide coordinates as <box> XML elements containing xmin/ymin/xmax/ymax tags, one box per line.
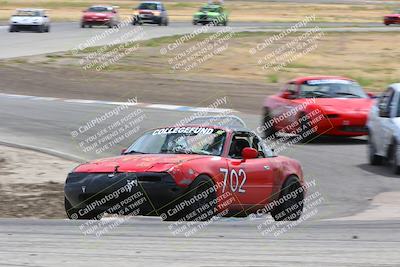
<box><xmin>228</xmin><ymin>133</ymin><xmax>252</xmax><ymax>159</ymax></box>
<box><xmin>379</xmin><ymin>88</ymin><xmax>395</xmax><ymax>117</ymax></box>
<box><xmin>250</xmin><ymin>134</ymin><xmax>265</xmax><ymax>158</ymax></box>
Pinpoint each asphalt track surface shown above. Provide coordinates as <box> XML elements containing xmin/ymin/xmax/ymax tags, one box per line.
<box><xmin>1</xmin><ymin>20</ymin><xmax>400</xmax><ymax>266</ymax></box>
<box><xmin>1</xmin><ymin>21</ymin><xmax>400</xmax><ymax>59</ymax></box>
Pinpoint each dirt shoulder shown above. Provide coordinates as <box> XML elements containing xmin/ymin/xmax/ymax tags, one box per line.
<box><xmin>0</xmin><ymin>145</ymin><xmax>76</xmax><ymax>218</ymax></box>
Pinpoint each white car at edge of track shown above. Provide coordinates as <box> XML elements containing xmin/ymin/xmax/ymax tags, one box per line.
<box><xmin>367</xmin><ymin>83</ymin><xmax>400</xmax><ymax>174</ymax></box>
<box><xmin>9</xmin><ymin>9</ymin><xmax>50</xmax><ymax>33</ymax></box>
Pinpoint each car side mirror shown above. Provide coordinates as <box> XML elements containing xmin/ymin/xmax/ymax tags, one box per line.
<box><xmin>378</xmin><ymin>103</ymin><xmax>390</xmax><ymax>117</ymax></box>
<box><xmin>241</xmin><ymin>147</ymin><xmax>258</xmax><ymax>160</ymax></box>
<box><xmin>121</xmin><ymin>148</ymin><xmax>127</xmax><ymax>155</ymax></box>
<box><xmin>281</xmin><ymin>91</ymin><xmax>296</xmax><ymax>99</ymax></box>
<box><xmin>367</xmin><ymin>92</ymin><xmax>377</xmax><ymax>99</ymax></box>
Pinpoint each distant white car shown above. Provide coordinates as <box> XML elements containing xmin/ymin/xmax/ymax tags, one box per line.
<box><xmin>9</xmin><ymin>9</ymin><xmax>50</xmax><ymax>33</ymax></box>
<box><xmin>367</xmin><ymin>83</ymin><xmax>400</xmax><ymax>173</ymax></box>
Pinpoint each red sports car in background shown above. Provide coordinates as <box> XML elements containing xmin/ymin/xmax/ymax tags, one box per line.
<box><xmin>384</xmin><ymin>9</ymin><xmax>400</xmax><ymax>25</ymax></box>
<box><xmin>64</xmin><ymin>116</ymin><xmax>305</xmax><ymax>222</ymax></box>
<box><xmin>81</xmin><ymin>5</ymin><xmax>120</xmax><ymax>28</ymax></box>
<box><xmin>261</xmin><ymin>76</ymin><xmax>374</xmax><ymax>140</ymax></box>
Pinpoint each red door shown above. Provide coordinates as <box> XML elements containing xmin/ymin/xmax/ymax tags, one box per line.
<box><xmin>221</xmin><ymin>157</ymin><xmax>275</xmax><ymax>212</ymax></box>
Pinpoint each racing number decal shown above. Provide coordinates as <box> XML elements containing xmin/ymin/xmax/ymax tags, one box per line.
<box><xmin>220</xmin><ymin>168</ymin><xmax>247</xmax><ymax>193</ymax></box>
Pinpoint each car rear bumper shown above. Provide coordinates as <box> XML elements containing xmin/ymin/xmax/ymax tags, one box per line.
<box><xmin>64</xmin><ymin>172</ymin><xmax>185</xmax><ymax>216</ymax></box>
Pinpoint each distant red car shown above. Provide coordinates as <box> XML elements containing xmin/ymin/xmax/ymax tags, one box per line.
<box><xmin>261</xmin><ymin>76</ymin><xmax>374</xmax><ymax>139</ymax></box>
<box><xmin>384</xmin><ymin>9</ymin><xmax>400</xmax><ymax>25</ymax></box>
<box><xmin>81</xmin><ymin>5</ymin><xmax>120</xmax><ymax>28</ymax></box>
<box><xmin>64</xmin><ymin>116</ymin><xmax>305</xmax><ymax>222</ymax></box>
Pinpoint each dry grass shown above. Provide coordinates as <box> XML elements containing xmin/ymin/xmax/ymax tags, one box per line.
<box><xmin>11</xmin><ymin>31</ymin><xmax>400</xmax><ymax>92</ymax></box>
<box><xmin>0</xmin><ymin>0</ymin><xmax>398</xmax><ymax>22</ymax></box>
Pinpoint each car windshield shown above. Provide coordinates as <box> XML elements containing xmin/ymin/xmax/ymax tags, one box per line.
<box><xmin>138</xmin><ymin>3</ymin><xmax>158</xmax><ymax>10</ymax></box>
<box><xmin>299</xmin><ymin>79</ymin><xmax>368</xmax><ymax>98</ymax></box>
<box><xmin>125</xmin><ymin>127</ymin><xmax>226</xmax><ymax>156</ymax></box>
<box><xmin>87</xmin><ymin>7</ymin><xmax>111</xmax><ymax>12</ymax></box>
<box><xmin>200</xmin><ymin>7</ymin><xmax>219</xmax><ymax>12</ymax></box>
<box><xmin>14</xmin><ymin>10</ymin><xmax>41</xmax><ymax>17</ymax></box>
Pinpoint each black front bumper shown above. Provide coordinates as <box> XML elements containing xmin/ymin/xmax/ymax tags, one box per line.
<box><xmin>64</xmin><ymin>172</ymin><xmax>185</xmax><ymax>216</ymax></box>
<box><xmin>133</xmin><ymin>15</ymin><xmax>162</xmax><ymax>24</ymax></box>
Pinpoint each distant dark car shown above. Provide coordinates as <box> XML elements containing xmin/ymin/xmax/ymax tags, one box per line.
<box><xmin>384</xmin><ymin>9</ymin><xmax>400</xmax><ymax>25</ymax></box>
<box><xmin>81</xmin><ymin>5</ymin><xmax>120</xmax><ymax>28</ymax></box>
<box><xmin>132</xmin><ymin>1</ymin><xmax>169</xmax><ymax>26</ymax></box>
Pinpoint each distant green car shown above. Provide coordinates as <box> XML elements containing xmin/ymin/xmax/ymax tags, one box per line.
<box><xmin>192</xmin><ymin>4</ymin><xmax>228</xmax><ymax>26</ymax></box>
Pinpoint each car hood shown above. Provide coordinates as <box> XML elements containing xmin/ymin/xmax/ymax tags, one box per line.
<box><xmin>74</xmin><ymin>154</ymin><xmax>208</xmax><ymax>173</ymax></box>
<box><xmin>385</xmin><ymin>14</ymin><xmax>400</xmax><ymax>17</ymax></box>
<box><xmin>307</xmin><ymin>98</ymin><xmax>373</xmax><ymax>113</ymax></box>
<box><xmin>11</xmin><ymin>16</ymin><xmax>42</xmax><ymax>21</ymax></box>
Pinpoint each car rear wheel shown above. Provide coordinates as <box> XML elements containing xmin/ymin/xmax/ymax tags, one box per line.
<box><xmin>262</xmin><ymin>109</ymin><xmax>277</xmax><ymax>139</ymax></box>
<box><xmin>9</xmin><ymin>26</ymin><xmax>15</xmax><ymax>32</ymax></box>
<box><xmin>271</xmin><ymin>175</ymin><xmax>304</xmax><ymax>221</ymax></box>
<box><xmin>389</xmin><ymin>141</ymin><xmax>400</xmax><ymax>174</ymax></box>
<box><xmin>64</xmin><ymin>197</ymin><xmax>103</xmax><ymax>220</ymax></box>
<box><xmin>368</xmin><ymin>133</ymin><xmax>383</xmax><ymax>165</ymax></box>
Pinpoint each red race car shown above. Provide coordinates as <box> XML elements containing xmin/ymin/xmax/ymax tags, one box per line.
<box><xmin>261</xmin><ymin>76</ymin><xmax>374</xmax><ymax>139</ymax></box>
<box><xmin>64</xmin><ymin>116</ymin><xmax>305</xmax><ymax>221</ymax></box>
<box><xmin>81</xmin><ymin>5</ymin><xmax>120</xmax><ymax>28</ymax></box>
<box><xmin>384</xmin><ymin>9</ymin><xmax>400</xmax><ymax>25</ymax></box>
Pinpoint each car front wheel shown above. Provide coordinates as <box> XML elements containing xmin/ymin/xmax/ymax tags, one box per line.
<box><xmin>271</xmin><ymin>175</ymin><xmax>304</xmax><ymax>221</ymax></box>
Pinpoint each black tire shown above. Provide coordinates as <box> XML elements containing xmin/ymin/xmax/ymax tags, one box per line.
<box><xmin>389</xmin><ymin>141</ymin><xmax>400</xmax><ymax>174</ymax></box>
<box><xmin>368</xmin><ymin>133</ymin><xmax>383</xmax><ymax>165</ymax></box>
<box><xmin>163</xmin><ymin>175</ymin><xmax>217</xmax><ymax>221</ymax></box>
<box><xmin>271</xmin><ymin>176</ymin><xmax>304</xmax><ymax>221</ymax></box>
<box><xmin>45</xmin><ymin>25</ymin><xmax>50</xmax><ymax>32</ymax></box>
<box><xmin>193</xmin><ymin>21</ymin><xmax>197</xmax><ymax>25</ymax></box>
<box><xmin>37</xmin><ymin>25</ymin><xmax>45</xmax><ymax>33</ymax></box>
<box><xmin>81</xmin><ymin>23</ymin><xmax>85</xmax><ymax>28</ymax></box>
<box><xmin>164</xmin><ymin>18</ymin><xmax>169</xmax><ymax>26</ymax></box>
<box><xmin>89</xmin><ymin>25</ymin><xmax>92</xmax><ymax>28</ymax></box>
<box><xmin>262</xmin><ymin>108</ymin><xmax>277</xmax><ymax>139</ymax></box>
<box><xmin>64</xmin><ymin>197</ymin><xmax>103</xmax><ymax>220</ymax></box>
<box><xmin>9</xmin><ymin>26</ymin><xmax>14</xmax><ymax>32</ymax></box>
<box><xmin>223</xmin><ymin>20</ymin><xmax>227</xmax><ymax>26</ymax></box>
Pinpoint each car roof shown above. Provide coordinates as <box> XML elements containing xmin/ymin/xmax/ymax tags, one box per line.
<box><xmin>140</xmin><ymin>1</ymin><xmax>162</xmax><ymax>4</ymax></box>
<box><xmin>186</xmin><ymin>115</ymin><xmax>247</xmax><ymax>129</ymax></box>
<box><xmin>388</xmin><ymin>83</ymin><xmax>400</xmax><ymax>91</ymax></box>
<box><xmin>290</xmin><ymin>76</ymin><xmax>353</xmax><ymax>84</ymax></box>
<box><xmin>16</xmin><ymin>8</ymin><xmax>45</xmax><ymax>11</ymax></box>
<box><xmin>89</xmin><ymin>5</ymin><xmax>114</xmax><ymax>8</ymax></box>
